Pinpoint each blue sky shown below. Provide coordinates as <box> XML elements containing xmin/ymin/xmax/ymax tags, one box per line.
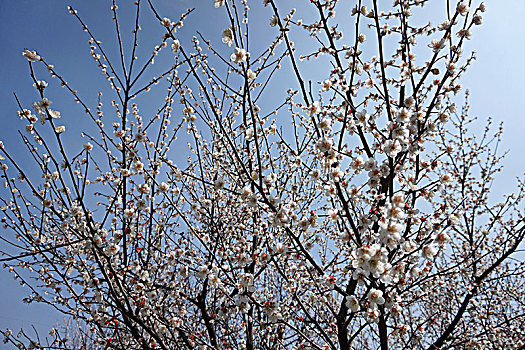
<box><xmin>0</xmin><ymin>0</ymin><xmax>524</xmax><ymax>344</ymax></box>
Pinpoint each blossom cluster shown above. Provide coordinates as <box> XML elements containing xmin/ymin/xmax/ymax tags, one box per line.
<box><xmin>1</xmin><ymin>1</ymin><xmax>524</xmax><ymax>350</ymax></box>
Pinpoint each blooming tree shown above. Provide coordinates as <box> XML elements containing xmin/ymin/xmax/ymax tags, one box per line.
<box><xmin>1</xmin><ymin>0</ymin><xmax>524</xmax><ymax>349</ymax></box>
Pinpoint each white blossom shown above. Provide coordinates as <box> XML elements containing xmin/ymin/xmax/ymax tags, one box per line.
<box><xmin>22</xmin><ymin>49</ymin><xmax>40</xmax><ymax>62</ymax></box>
<box><xmin>230</xmin><ymin>47</ymin><xmax>248</xmax><ymax>64</ymax></box>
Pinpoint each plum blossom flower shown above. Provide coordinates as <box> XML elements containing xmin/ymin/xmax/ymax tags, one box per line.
<box><xmin>136</xmin><ymin>198</ymin><xmax>148</xmax><ymax>210</ymax></box>
<box><xmin>171</xmin><ymin>39</ymin><xmax>180</xmax><ymax>53</ymax></box>
<box><xmin>209</xmin><ymin>273</ymin><xmax>222</xmax><ymax>288</ymax></box>
<box><xmin>55</xmin><ymin>126</ymin><xmax>66</xmax><ymax>134</ymax></box>
<box><xmin>438</xmin><ymin>19</ymin><xmax>451</xmax><ymax>31</ymax></box>
<box><xmin>214</xmin><ymin>177</ymin><xmax>225</xmax><ymax>189</ymax></box>
<box><xmin>196</xmin><ymin>265</ymin><xmax>209</xmax><ymax>279</ymax></box>
<box><xmin>457</xmin><ymin>1</ymin><xmax>469</xmax><ymax>15</ymax></box>
<box><xmin>473</xmin><ymin>14</ymin><xmax>482</xmax><ymax>25</ymax></box>
<box><xmin>330</xmin><ymin>166</ymin><xmax>343</xmax><ymax>180</ymax></box>
<box><xmin>246</xmin><ymin>194</ymin><xmax>258</xmax><ymax>207</ymax></box>
<box><xmin>423</xmin><ymin>244</ymin><xmax>438</xmax><ymax>259</ymax></box>
<box><xmin>368</xmin><ymin>288</ymin><xmax>385</xmax><ymax>305</ymax></box>
<box><xmin>355</xmin><ymin>110</ymin><xmax>368</xmax><ymax>125</ymax></box>
<box><xmin>479</xmin><ymin>2</ymin><xmax>486</xmax><ymax>12</ymax></box>
<box><xmin>239</xmin><ymin>273</ymin><xmax>254</xmax><ymax>293</ymax></box>
<box><xmin>440</xmin><ymin>173</ymin><xmax>453</xmax><ymax>183</ymax></box>
<box><xmin>230</xmin><ymin>48</ymin><xmax>248</xmax><ymax>64</ymax></box>
<box><xmin>22</xmin><ymin>49</ymin><xmax>40</xmax><ymax>62</ymax></box>
<box><xmin>435</xmin><ymin>229</ymin><xmax>450</xmax><ymax>244</ymax></box>
<box><xmin>366</xmin><ymin>306</ymin><xmax>380</xmax><ymax>323</ymax></box>
<box><xmin>352</xmin><ymin>156</ymin><xmax>364</xmax><ymax>171</ymax></box>
<box><xmin>273</xmin><ymin>242</ymin><xmax>288</xmax><ymax>255</ymax></box>
<box><xmin>307</xmin><ymin>101</ymin><xmax>319</xmax><ymax>116</ymax></box>
<box><xmin>160</xmin><ymin>17</ymin><xmax>172</xmax><ymax>28</ymax></box>
<box><xmin>214</xmin><ymin>0</ymin><xmax>225</xmax><ymax>8</ymax></box>
<box><xmin>33</xmin><ymin>80</ymin><xmax>48</xmax><ymax>90</ymax></box>
<box><xmin>316</xmin><ymin>136</ymin><xmax>333</xmax><ymax>152</ymax></box>
<box><xmin>137</xmin><ymin>183</ymin><xmax>150</xmax><ymax>194</ymax></box>
<box><xmin>384</xmin><ymin>139</ymin><xmax>402</xmax><ymax>158</ymax></box>
<box><xmin>321</xmin><ymin>79</ymin><xmax>332</xmax><ymax>91</ymax></box>
<box><xmin>318</xmin><ymin>117</ymin><xmax>332</xmax><ymax>130</ymax></box>
<box><xmin>397</xmin><ymin>107</ymin><xmax>412</xmax><ymax>123</ymax></box>
<box><xmin>33</xmin><ymin>98</ymin><xmax>52</xmax><ymax>112</ymax></box>
<box><xmin>135</xmin><ymin>132</ymin><xmax>147</xmax><ymax>143</ymax></box>
<box><xmin>157</xmin><ymin>182</ymin><xmax>170</xmax><ymax>194</ymax></box>
<box><xmin>428</xmin><ymin>38</ymin><xmax>445</xmax><ymax>52</ymax></box>
<box><xmin>222</xmin><ymin>26</ymin><xmax>234</xmax><ymax>46</ymax></box>
<box><xmin>134</xmin><ymin>161</ymin><xmax>144</xmax><ymax>172</ymax></box>
<box><xmin>247</xmin><ymin>69</ymin><xmax>257</xmax><ymax>80</ymax></box>
<box><xmin>352</xmin><ymin>268</ymin><xmax>369</xmax><ymax>285</ymax></box>
<box><xmin>46</xmin><ymin>111</ymin><xmax>60</xmax><ymax>122</ymax></box>
<box><xmin>269</xmin><ymin>15</ymin><xmax>278</xmax><ymax>27</ymax></box>
<box><xmin>310</xmin><ymin>168</ymin><xmax>321</xmax><ymax>179</ymax></box>
<box><xmin>328</xmin><ymin>209</ymin><xmax>338</xmax><ymax>221</ymax></box>
<box><xmin>457</xmin><ymin>29</ymin><xmax>472</xmax><ymax>40</ymax></box>
<box><xmin>17</xmin><ymin>109</ymin><xmax>32</xmax><ymax>120</ymax></box>
<box><xmin>364</xmin><ymin>158</ymin><xmax>376</xmax><ymax>171</ymax></box>
<box><xmin>438</xmin><ymin>112</ymin><xmax>450</xmax><ymax>123</ymax></box>
<box><xmin>345</xmin><ymin>296</ymin><xmax>360</xmax><ymax>312</ymax></box>
<box><xmin>106</xmin><ymin>243</ymin><xmax>120</xmax><ymax>256</ymax></box>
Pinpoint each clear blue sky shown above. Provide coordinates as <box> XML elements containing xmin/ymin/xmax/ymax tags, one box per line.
<box><xmin>0</xmin><ymin>0</ymin><xmax>524</xmax><ymax>344</ymax></box>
